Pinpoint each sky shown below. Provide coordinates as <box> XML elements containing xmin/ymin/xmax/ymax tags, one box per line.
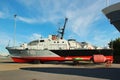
<box><xmin>0</xmin><ymin>0</ymin><xmax>120</xmax><ymax>55</ymax></box>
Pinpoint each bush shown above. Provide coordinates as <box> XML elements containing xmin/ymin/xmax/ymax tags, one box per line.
<box><xmin>109</xmin><ymin>38</ymin><xmax>120</xmax><ymax>63</ymax></box>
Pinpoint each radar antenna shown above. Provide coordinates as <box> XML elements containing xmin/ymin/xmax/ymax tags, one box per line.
<box><xmin>58</xmin><ymin>18</ymin><xmax>68</xmax><ymax>39</ymax></box>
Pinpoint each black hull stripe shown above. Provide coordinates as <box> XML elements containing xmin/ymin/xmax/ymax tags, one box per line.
<box><xmin>50</xmin><ymin>49</ymin><xmax>113</xmax><ymax>57</ymax></box>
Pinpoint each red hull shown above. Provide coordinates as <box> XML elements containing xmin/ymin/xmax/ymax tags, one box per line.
<box><xmin>11</xmin><ymin>55</ymin><xmax>113</xmax><ymax>63</ymax></box>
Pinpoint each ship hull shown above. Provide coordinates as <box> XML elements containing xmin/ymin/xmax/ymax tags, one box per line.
<box><xmin>6</xmin><ymin>47</ymin><xmax>113</xmax><ymax>63</ymax></box>
<box><xmin>11</xmin><ymin>56</ymin><xmax>113</xmax><ymax>63</ymax></box>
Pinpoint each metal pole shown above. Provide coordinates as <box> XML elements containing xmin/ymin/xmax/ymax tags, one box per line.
<box><xmin>14</xmin><ymin>14</ymin><xmax>17</xmax><ymax>47</ymax></box>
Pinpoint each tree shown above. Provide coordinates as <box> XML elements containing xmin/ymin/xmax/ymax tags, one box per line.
<box><xmin>109</xmin><ymin>38</ymin><xmax>120</xmax><ymax>63</ymax></box>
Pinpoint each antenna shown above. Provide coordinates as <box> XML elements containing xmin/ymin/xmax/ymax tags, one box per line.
<box><xmin>13</xmin><ymin>14</ymin><xmax>17</xmax><ymax>47</ymax></box>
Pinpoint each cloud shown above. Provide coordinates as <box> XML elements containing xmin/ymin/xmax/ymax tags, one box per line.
<box><xmin>0</xmin><ymin>11</ymin><xmax>4</xmax><ymax>18</ymax></box>
<box><xmin>110</xmin><ymin>0</ymin><xmax>120</xmax><ymax>5</ymax></box>
<box><xmin>16</xmin><ymin>0</ymin><xmax>106</xmax><ymax>36</ymax></box>
<box><xmin>0</xmin><ymin>32</ymin><xmax>12</xmax><ymax>55</ymax></box>
<box><xmin>90</xmin><ymin>30</ymin><xmax>120</xmax><ymax>47</ymax></box>
<box><xmin>17</xmin><ymin>16</ymin><xmax>38</xmax><ymax>24</ymax></box>
<box><xmin>93</xmin><ymin>33</ymin><xmax>110</xmax><ymax>46</ymax></box>
<box><xmin>65</xmin><ymin>0</ymin><xmax>105</xmax><ymax>37</ymax></box>
<box><xmin>30</xmin><ymin>33</ymin><xmax>42</xmax><ymax>40</ymax></box>
<box><xmin>0</xmin><ymin>11</ymin><xmax>8</xmax><ymax>19</ymax></box>
<box><xmin>0</xmin><ymin>32</ymin><xmax>12</xmax><ymax>46</ymax></box>
<box><xmin>16</xmin><ymin>0</ymin><xmax>63</xmax><ymax>23</ymax></box>
<box><xmin>0</xmin><ymin>4</ymin><xmax>12</xmax><ymax>19</ymax></box>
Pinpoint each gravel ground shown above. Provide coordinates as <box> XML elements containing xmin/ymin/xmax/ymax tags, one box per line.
<box><xmin>0</xmin><ymin>57</ymin><xmax>120</xmax><ymax>80</ymax></box>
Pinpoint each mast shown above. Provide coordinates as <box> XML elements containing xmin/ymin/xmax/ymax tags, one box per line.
<box><xmin>60</xmin><ymin>18</ymin><xmax>68</xmax><ymax>39</ymax></box>
<box><xmin>13</xmin><ymin>14</ymin><xmax>17</xmax><ymax>47</ymax></box>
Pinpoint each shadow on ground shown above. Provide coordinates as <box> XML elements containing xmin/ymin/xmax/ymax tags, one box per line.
<box><xmin>20</xmin><ymin>67</ymin><xmax>120</xmax><ymax>80</ymax></box>
<box><xmin>0</xmin><ymin>61</ymin><xmax>15</xmax><ymax>63</ymax></box>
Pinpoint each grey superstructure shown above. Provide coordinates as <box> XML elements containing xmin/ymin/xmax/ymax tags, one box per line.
<box><xmin>102</xmin><ymin>2</ymin><xmax>120</xmax><ymax>32</ymax></box>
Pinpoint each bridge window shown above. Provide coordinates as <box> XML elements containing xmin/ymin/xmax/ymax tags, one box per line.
<box><xmin>40</xmin><ymin>40</ymin><xmax>44</xmax><ymax>42</ymax></box>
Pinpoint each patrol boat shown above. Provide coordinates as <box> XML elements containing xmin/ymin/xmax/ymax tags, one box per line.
<box><xmin>6</xmin><ymin>18</ymin><xmax>113</xmax><ymax>64</ymax></box>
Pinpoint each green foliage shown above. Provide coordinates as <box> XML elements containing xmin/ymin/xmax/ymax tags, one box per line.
<box><xmin>109</xmin><ymin>38</ymin><xmax>120</xmax><ymax>63</ymax></box>
<box><xmin>109</xmin><ymin>38</ymin><xmax>120</xmax><ymax>55</ymax></box>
